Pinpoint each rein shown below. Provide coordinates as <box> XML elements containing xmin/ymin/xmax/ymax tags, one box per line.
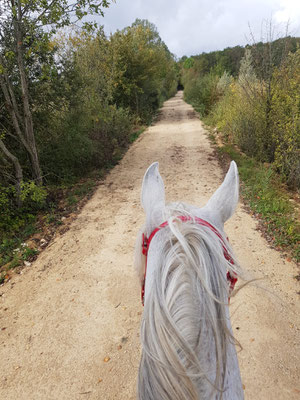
<box><xmin>141</xmin><ymin>216</ymin><xmax>237</xmax><ymax>305</ymax></box>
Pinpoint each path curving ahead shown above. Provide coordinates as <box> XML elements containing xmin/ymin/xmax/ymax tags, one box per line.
<box><xmin>0</xmin><ymin>92</ymin><xmax>299</xmax><ymax>399</ymax></box>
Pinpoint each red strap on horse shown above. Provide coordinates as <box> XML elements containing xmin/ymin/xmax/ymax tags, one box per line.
<box><xmin>141</xmin><ymin>216</ymin><xmax>237</xmax><ymax>305</ymax></box>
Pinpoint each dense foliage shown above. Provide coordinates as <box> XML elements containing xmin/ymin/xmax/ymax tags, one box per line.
<box><xmin>0</xmin><ymin>8</ymin><xmax>177</xmax><ymax>248</ymax></box>
<box><xmin>182</xmin><ymin>37</ymin><xmax>300</xmax><ymax>189</ymax></box>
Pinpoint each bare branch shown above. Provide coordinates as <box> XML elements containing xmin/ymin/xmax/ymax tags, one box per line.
<box><xmin>0</xmin><ymin>74</ymin><xmax>32</xmax><ymax>155</ymax></box>
<box><xmin>4</xmin><ymin>73</ymin><xmax>24</xmax><ymax>129</ymax></box>
<box><xmin>0</xmin><ymin>138</ymin><xmax>23</xmax><ymax>206</ymax></box>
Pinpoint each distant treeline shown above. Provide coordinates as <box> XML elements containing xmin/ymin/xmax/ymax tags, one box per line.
<box><xmin>0</xmin><ymin>13</ymin><xmax>177</xmax><ymax>236</ymax></box>
<box><xmin>180</xmin><ymin>36</ymin><xmax>300</xmax><ymax>77</ymax></box>
<box><xmin>181</xmin><ymin>37</ymin><xmax>300</xmax><ymax>189</ymax></box>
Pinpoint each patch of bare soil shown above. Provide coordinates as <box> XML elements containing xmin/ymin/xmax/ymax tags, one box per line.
<box><xmin>0</xmin><ymin>92</ymin><xmax>299</xmax><ymax>399</ymax></box>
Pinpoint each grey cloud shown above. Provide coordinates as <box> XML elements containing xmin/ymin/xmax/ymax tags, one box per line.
<box><xmin>97</xmin><ymin>0</ymin><xmax>300</xmax><ymax>57</ymax></box>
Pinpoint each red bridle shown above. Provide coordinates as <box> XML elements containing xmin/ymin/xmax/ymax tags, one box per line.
<box><xmin>141</xmin><ymin>216</ymin><xmax>237</xmax><ymax>305</ymax></box>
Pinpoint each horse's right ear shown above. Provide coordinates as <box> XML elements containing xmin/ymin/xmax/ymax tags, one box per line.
<box><xmin>141</xmin><ymin>162</ymin><xmax>165</xmax><ymax>232</ymax></box>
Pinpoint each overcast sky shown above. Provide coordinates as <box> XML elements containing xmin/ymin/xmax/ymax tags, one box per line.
<box><xmin>97</xmin><ymin>0</ymin><xmax>300</xmax><ymax>57</ymax></box>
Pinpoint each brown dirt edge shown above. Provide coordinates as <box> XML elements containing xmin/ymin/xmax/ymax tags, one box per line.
<box><xmin>0</xmin><ymin>180</ymin><xmax>97</xmax><ymax>284</ymax></box>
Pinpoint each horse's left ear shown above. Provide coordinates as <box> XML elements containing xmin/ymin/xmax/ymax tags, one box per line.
<box><xmin>141</xmin><ymin>162</ymin><xmax>165</xmax><ymax>232</ymax></box>
<box><xmin>204</xmin><ymin>161</ymin><xmax>239</xmax><ymax>226</ymax></box>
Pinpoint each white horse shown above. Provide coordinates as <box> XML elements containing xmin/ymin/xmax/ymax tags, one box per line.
<box><xmin>135</xmin><ymin>161</ymin><xmax>244</xmax><ymax>399</ymax></box>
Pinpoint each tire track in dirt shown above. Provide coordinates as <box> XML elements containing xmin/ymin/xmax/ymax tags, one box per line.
<box><xmin>0</xmin><ymin>92</ymin><xmax>299</xmax><ymax>399</ymax></box>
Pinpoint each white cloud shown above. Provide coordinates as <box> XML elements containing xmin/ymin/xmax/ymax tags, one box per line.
<box><xmin>97</xmin><ymin>0</ymin><xmax>300</xmax><ymax>56</ymax></box>
<box><xmin>274</xmin><ymin>0</ymin><xmax>300</xmax><ymax>22</ymax></box>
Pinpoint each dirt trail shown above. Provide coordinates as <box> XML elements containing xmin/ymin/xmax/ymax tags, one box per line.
<box><xmin>0</xmin><ymin>92</ymin><xmax>299</xmax><ymax>400</ymax></box>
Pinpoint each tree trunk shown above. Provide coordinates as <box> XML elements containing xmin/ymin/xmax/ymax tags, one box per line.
<box><xmin>0</xmin><ymin>139</ymin><xmax>23</xmax><ymax>207</ymax></box>
<box><xmin>0</xmin><ymin>75</ymin><xmax>31</xmax><ymax>154</ymax></box>
<box><xmin>13</xmin><ymin>1</ymin><xmax>43</xmax><ymax>185</ymax></box>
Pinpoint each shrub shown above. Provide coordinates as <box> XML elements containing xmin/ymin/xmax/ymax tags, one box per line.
<box><xmin>270</xmin><ymin>49</ymin><xmax>300</xmax><ymax>188</ymax></box>
<box><xmin>184</xmin><ymin>41</ymin><xmax>300</xmax><ymax>189</ymax></box>
<box><xmin>0</xmin><ymin>181</ymin><xmax>45</xmax><ymax>237</ymax></box>
<box><xmin>184</xmin><ymin>73</ymin><xmax>219</xmax><ymax>116</ymax></box>
<box><xmin>216</xmin><ymin>71</ymin><xmax>233</xmax><ymax>94</ymax></box>
<box><xmin>207</xmin><ymin>50</ymin><xmax>271</xmax><ymax>161</ymax></box>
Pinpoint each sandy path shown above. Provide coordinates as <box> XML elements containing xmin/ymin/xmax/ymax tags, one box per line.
<box><xmin>0</xmin><ymin>92</ymin><xmax>299</xmax><ymax>400</ymax></box>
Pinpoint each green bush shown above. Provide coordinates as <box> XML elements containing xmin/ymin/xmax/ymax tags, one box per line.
<box><xmin>184</xmin><ymin>73</ymin><xmax>219</xmax><ymax>116</ymax></box>
<box><xmin>0</xmin><ymin>181</ymin><xmax>44</xmax><ymax>237</ymax></box>
<box><xmin>20</xmin><ymin>181</ymin><xmax>47</xmax><ymax>203</ymax></box>
<box><xmin>205</xmin><ymin>84</ymin><xmax>236</xmax><ymax>139</ymax></box>
<box><xmin>270</xmin><ymin>49</ymin><xmax>300</xmax><ymax>188</ymax></box>
<box><xmin>89</xmin><ymin>105</ymin><xmax>133</xmax><ymax>165</ymax></box>
<box><xmin>206</xmin><ymin>79</ymin><xmax>267</xmax><ymax>158</ymax></box>
<box><xmin>205</xmin><ymin>48</ymin><xmax>300</xmax><ymax>189</ymax></box>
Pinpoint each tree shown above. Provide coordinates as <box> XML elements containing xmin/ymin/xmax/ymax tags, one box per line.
<box><xmin>0</xmin><ymin>0</ymin><xmax>111</xmax><ymax>191</ymax></box>
<box><xmin>109</xmin><ymin>19</ymin><xmax>177</xmax><ymax>121</ymax></box>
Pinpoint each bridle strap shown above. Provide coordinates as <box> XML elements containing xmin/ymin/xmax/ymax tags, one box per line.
<box><xmin>141</xmin><ymin>216</ymin><xmax>237</xmax><ymax>305</ymax></box>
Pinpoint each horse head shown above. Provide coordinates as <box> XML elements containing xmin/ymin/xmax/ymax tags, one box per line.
<box><xmin>135</xmin><ymin>161</ymin><xmax>244</xmax><ymax>400</ymax></box>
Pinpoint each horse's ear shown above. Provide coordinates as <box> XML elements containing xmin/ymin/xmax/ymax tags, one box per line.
<box><xmin>141</xmin><ymin>162</ymin><xmax>165</xmax><ymax>231</ymax></box>
<box><xmin>204</xmin><ymin>161</ymin><xmax>239</xmax><ymax>225</ymax></box>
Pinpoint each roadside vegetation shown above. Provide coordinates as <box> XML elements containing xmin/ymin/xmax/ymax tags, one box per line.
<box><xmin>215</xmin><ymin>144</ymin><xmax>299</xmax><ymax>262</ymax></box>
<box><xmin>181</xmin><ymin>35</ymin><xmax>300</xmax><ymax>261</ymax></box>
<box><xmin>0</xmin><ymin>1</ymin><xmax>178</xmax><ymax>280</ymax></box>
